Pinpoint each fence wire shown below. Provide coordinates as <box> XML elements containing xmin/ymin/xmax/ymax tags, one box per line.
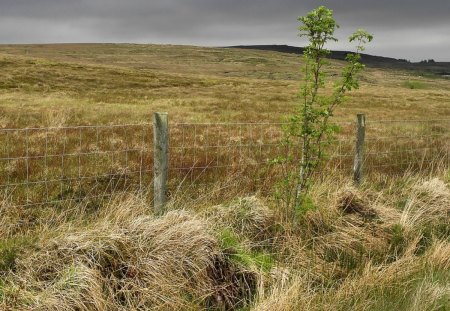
<box><xmin>0</xmin><ymin>124</ymin><xmax>153</xmax><ymax>207</ymax></box>
<box><xmin>365</xmin><ymin>119</ymin><xmax>450</xmax><ymax>175</ymax></box>
<box><xmin>167</xmin><ymin>121</ymin><xmax>355</xmax><ymax>196</ymax></box>
<box><xmin>0</xmin><ymin>119</ymin><xmax>448</xmax><ymax>207</ymax></box>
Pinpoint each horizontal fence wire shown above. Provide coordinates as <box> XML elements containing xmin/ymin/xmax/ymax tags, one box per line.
<box><xmin>364</xmin><ymin>119</ymin><xmax>450</xmax><ymax>176</ymax></box>
<box><xmin>168</xmin><ymin>122</ymin><xmax>286</xmax><ymax>198</ymax></box>
<box><xmin>0</xmin><ymin>124</ymin><xmax>154</xmax><ymax>207</ymax></box>
<box><xmin>167</xmin><ymin>121</ymin><xmax>356</xmax><ymax>199</ymax></box>
<box><xmin>0</xmin><ymin>119</ymin><xmax>449</xmax><ymax>207</ymax></box>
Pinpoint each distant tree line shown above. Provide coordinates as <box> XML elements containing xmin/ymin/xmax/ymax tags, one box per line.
<box><xmin>420</xmin><ymin>59</ymin><xmax>435</xmax><ymax>64</ymax></box>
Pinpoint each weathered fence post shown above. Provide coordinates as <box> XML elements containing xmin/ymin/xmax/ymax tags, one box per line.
<box><xmin>353</xmin><ymin>114</ymin><xmax>366</xmax><ymax>186</ymax></box>
<box><xmin>153</xmin><ymin>112</ymin><xmax>169</xmax><ymax>214</ymax></box>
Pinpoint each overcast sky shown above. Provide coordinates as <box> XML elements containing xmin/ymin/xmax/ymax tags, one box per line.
<box><xmin>0</xmin><ymin>0</ymin><xmax>449</xmax><ymax>61</ymax></box>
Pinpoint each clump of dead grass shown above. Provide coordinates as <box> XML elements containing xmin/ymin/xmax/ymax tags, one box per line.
<box><xmin>1</xmin><ymin>198</ymin><xmax>259</xmax><ymax>310</ymax></box>
<box><xmin>206</xmin><ymin>196</ymin><xmax>276</xmax><ymax>243</ymax></box>
<box><xmin>337</xmin><ymin>186</ymin><xmax>378</xmax><ymax>219</ymax></box>
<box><xmin>400</xmin><ymin>178</ymin><xmax>450</xmax><ymax>231</ymax></box>
<box><xmin>256</xmin><ymin>239</ymin><xmax>450</xmax><ymax>311</ymax></box>
<box><xmin>1</xmin><ymin>174</ymin><xmax>449</xmax><ymax>311</ymax></box>
<box><xmin>254</xmin><ymin>175</ymin><xmax>450</xmax><ymax>310</ymax></box>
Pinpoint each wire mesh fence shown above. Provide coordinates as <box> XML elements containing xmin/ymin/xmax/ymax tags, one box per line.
<box><xmin>168</xmin><ymin>122</ymin><xmax>285</xmax><ymax>195</ymax></box>
<box><xmin>0</xmin><ymin>117</ymin><xmax>448</xmax><ymax>208</ymax></box>
<box><xmin>167</xmin><ymin>121</ymin><xmax>356</xmax><ymax>197</ymax></box>
<box><xmin>0</xmin><ymin>124</ymin><xmax>153</xmax><ymax>207</ymax></box>
<box><xmin>365</xmin><ymin>119</ymin><xmax>450</xmax><ymax>175</ymax></box>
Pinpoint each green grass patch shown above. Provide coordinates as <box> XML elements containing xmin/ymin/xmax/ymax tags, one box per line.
<box><xmin>0</xmin><ymin>240</ymin><xmax>20</xmax><ymax>273</ymax></box>
<box><xmin>295</xmin><ymin>194</ymin><xmax>317</xmax><ymax>218</ymax></box>
<box><xmin>0</xmin><ymin>236</ymin><xmax>37</xmax><ymax>274</ymax></box>
<box><xmin>388</xmin><ymin>223</ymin><xmax>407</xmax><ymax>260</ymax></box>
<box><xmin>403</xmin><ymin>80</ymin><xmax>428</xmax><ymax>89</ymax></box>
<box><xmin>218</xmin><ymin>229</ymin><xmax>274</xmax><ymax>273</ymax></box>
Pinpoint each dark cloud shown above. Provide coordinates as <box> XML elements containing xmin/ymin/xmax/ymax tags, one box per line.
<box><xmin>0</xmin><ymin>0</ymin><xmax>449</xmax><ymax>61</ymax></box>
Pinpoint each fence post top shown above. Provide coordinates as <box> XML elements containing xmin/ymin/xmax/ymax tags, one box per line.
<box><xmin>357</xmin><ymin>114</ymin><xmax>366</xmax><ymax>126</ymax></box>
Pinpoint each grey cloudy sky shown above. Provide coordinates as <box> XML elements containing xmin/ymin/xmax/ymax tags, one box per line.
<box><xmin>0</xmin><ymin>0</ymin><xmax>449</xmax><ymax>61</ymax></box>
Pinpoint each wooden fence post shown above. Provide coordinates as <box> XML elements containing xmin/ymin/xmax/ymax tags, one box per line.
<box><xmin>153</xmin><ymin>112</ymin><xmax>169</xmax><ymax>214</ymax></box>
<box><xmin>353</xmin><ymin>114</ymin><xmax>366</xmax><ymax>186</ymax></box>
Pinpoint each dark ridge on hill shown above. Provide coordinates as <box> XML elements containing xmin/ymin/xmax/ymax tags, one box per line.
<box><xmin>228</xmin><ymin>45</ymin><xmax>450</xmax><ymax>77</ymax></box>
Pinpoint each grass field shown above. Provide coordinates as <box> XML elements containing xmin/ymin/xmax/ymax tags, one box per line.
<box><xmin>0</xmin><ymin>44</ymin><xmax>450</xmax><ymax>127</ymax></box>
<box><xmin>0</xmin><ymin>44</ymin><xmax>449</xmax><ymax>310</ymax></box>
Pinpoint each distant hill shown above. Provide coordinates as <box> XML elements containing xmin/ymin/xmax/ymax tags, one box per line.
<box><xmin>229</xmin><ymin>45</ymin><xmax>450</xmax><ymax>77</ymax></box>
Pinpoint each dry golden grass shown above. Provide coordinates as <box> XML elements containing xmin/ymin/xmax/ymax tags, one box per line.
<box><xmin>253</xmin><ymin>173</ymin><xmax>450</xmax><ymax>311</ymax></box>
<box><xmin>0</xmin><ymin>44</ymin><xmax>449</xmax><ymax>310</ymax></box>
<box><xmin>1</xmin><ymin>170</ymin><xmax>449</xmax><ymax>310</ymax></box>
<box><xmin>0</xmin><ymin>44</ymin><xmax>447</xmax><ymax>208</ymax></box>
<box><xmin>0</xmin><ymin>44</ymin><xmax>449</xmax><ymax>127</ymax></box>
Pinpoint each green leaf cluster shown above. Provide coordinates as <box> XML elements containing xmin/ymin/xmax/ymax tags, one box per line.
<box><xmin>277</xmin><ymin>6</ymin><xmax>373</xmax><ymax>215</ymax></box>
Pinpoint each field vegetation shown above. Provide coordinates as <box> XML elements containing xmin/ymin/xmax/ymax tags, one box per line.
<box><xmin>0</xmin><ymin>44</ymin><xmax>450</xmax><ymax>127</ymax></box>
<box><xmin>0</xmin><ymin>171</ymin><xmax>449</xmax><ymax>310</ymax></box>
<box><xmin>0</xmin><ymin>43</ymin><xmax>449</xmax><ymax>310</ymax></box>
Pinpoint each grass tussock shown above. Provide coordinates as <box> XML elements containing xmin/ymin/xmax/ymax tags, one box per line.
<box><xmin>254</xmin><ymin>174</ymin><xmax>450</xmax><ymax>311</ymax></box>
<box><xmin>206</xmin><ymin>196</ymin><xmax>276</xmax><ymax>243</ymax></box>
<box><xmin>0</xmin><ymin>200</ymin><xmax>260</xmax><ymax>310</ymax></box>
<box><xmin>0</xmin><ymin>172</ymin><xmax>449</xmax><ymax>310</ymax></box>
